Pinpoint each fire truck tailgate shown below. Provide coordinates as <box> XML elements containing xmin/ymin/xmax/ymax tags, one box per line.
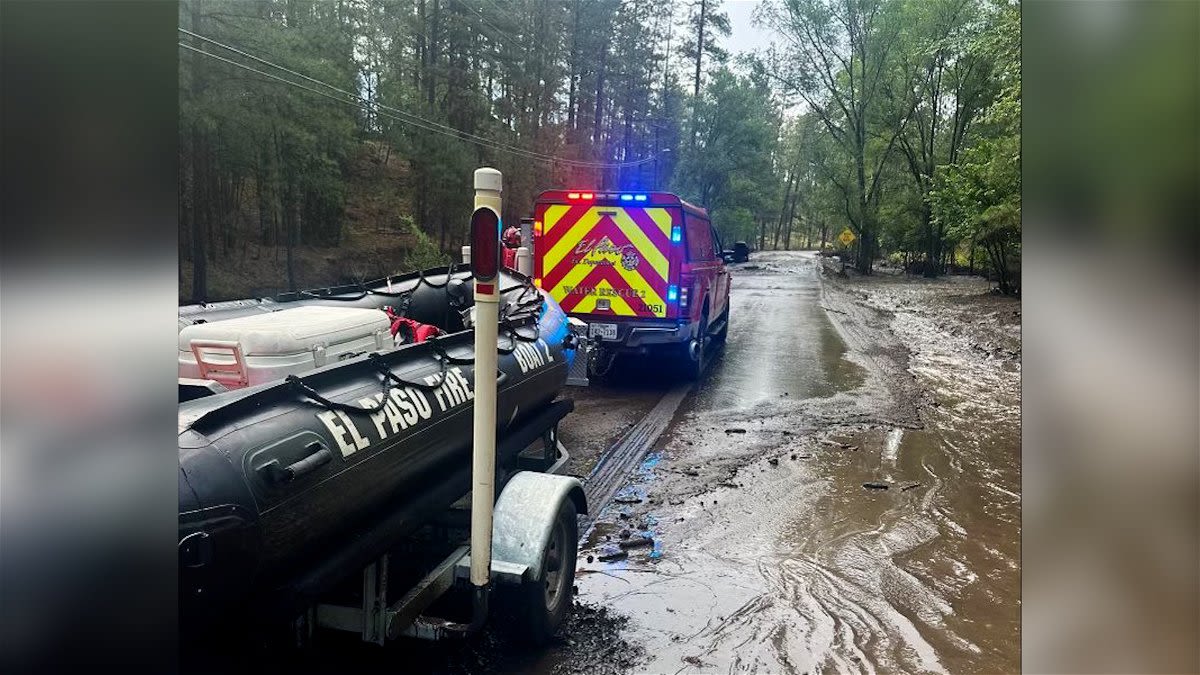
<box><xmin>534</xmin><ymin>198</ymin><xmax>682</xmax><ymax>321</ymax></box>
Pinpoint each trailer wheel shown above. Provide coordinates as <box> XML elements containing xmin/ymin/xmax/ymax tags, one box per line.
<box><xmin>513</xmin><ymin>498</ymin><xmax>577</xmax><ymax>644</ymax></box>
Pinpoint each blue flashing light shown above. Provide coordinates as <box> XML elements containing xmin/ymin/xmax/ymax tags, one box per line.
<box><xmin>667</xmin><ymin>285</ymin><xmax>679</xmax><ymax>302</ymax></box>
<box><xmin>620</xmin><ymin>194</ymin><xmax>633</xmax><ymax>201</ymax></box>
<box><xmin>634</xmin><ymin>194</ymin><xmax>647</xmax><ymax>201</ymax></box>
<box><xmin>671</xmin><ymin>225</ymin><xmax>683</xmax><ymax>243</ymax></box>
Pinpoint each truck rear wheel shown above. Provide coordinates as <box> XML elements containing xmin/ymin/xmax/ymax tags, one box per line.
<box><xmin>511</xmin><ymin>498</ymin><xmax>577</xmax><ymax>644</ymax></box>
<box><xmin>713</xmin><ymin>307</ymin><xmax>729</xmax><ymax>343</ymax></box>
<box><xmin>679</xmin><ymin>307</ymin><xmax>710</xmax><ymax>381</ymax></box>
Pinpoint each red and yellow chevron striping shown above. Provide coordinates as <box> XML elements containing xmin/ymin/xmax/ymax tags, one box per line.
<box><xmin>537</xmin><ymin>204</ymin><xmax>680</xmax><ymax>318</ymax></box>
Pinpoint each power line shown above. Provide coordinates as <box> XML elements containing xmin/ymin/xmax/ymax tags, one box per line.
<box><xmin>179</xmin><ymin>27</ymin><xmax>539</xmax><ymax>163</ymax></box>
<box><xmin>453</xmin><ymin>0</ymin><xmax>524</xmax><ymax>56</ymax></box>
<box><xmin>178</xmin><ymin>29</ymin><xmax>653</xmax><ymax>169</ymax></box>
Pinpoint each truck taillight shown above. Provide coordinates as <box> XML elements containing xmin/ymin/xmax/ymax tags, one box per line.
<box><xmin>534</xmin><ymin>220</ymin><xmax>543</xmax><ymax>236</ymax></box>
<box><xmin>671</xmin><ymin>225</ymin><xmax>682</xmax><ymax>244</ymax></box>
<box><xmin>667</xmin><ymin>285</ymin><xmax>679</xmax><ymax>303</ymax></box>
<box><xmin>679</xmin><ymin>285</ymin><xmax>689</xmax><ymax>309</ymax></box>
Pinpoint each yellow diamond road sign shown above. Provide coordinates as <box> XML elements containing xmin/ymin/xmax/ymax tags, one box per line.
<box><xmin>838</xmin><ymin>228</ymin><xmax>857</xmax><ymax>246</ymax></box>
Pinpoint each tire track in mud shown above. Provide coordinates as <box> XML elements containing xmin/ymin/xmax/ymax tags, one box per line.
<box><xmin>579</xmin><ymin>383</ymin><xmax>691</xmax><ymax>537</ymax></box>
<box><xmin>564</xmin><ymin>254</ymin><xmax>1021</xmax><ymax>675</ymax></box>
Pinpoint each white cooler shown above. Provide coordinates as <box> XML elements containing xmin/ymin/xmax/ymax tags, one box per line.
<box><xmin>178</xmin><ymin>305</ymin><xmax>391</xmax><ymax>389</ymax></box>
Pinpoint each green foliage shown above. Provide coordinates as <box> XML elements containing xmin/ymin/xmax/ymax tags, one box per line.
<box><xmin>754</xmin><ymin>0</ymin><xmax>1019</xmax><ymax>286</ymax></box>
<box><xmin>395</xmin><ymin>213</ymin><xmax>449</xmax><ymax>272</ymax></box>
<box><xmin>929</xmin><ymin>0</ymin><xmax>1020</xmax><ymax>292</ymax></box>
<box><xmin>672</xmin><ymin>67</ymin><xmax>781</xmax><ymax>244</ymax></box>
<box><xmin>180</xmin><ymin>0</ymin><xmax>686</xmax><ymax>301</ymax></box>
<box><xmin>179</xmin><ymin>0</ymin><xmax>1019</xmax><ymax>302</ymax></box>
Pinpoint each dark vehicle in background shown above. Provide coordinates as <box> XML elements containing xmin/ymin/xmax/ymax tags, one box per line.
<box><xmin>729</xmin><ymin>241</ymin><xmax>751</xmax><ymax>263</ymax></box>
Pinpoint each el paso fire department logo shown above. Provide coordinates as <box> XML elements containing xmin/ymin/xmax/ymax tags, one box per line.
<box><xmin>572</xmin><ymin>235</ymin><xmax>641</xmax><ymax>271</ymax></box>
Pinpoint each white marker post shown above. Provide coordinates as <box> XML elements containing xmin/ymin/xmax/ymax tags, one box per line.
<box><xmin>469</xmin><ymin>168</ymin><xmax>502</xmax><ymax>597</ymax></box>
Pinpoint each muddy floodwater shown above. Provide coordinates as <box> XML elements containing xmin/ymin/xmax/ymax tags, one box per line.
<box><xmin>248</xmin><ymin>251</ymin><xmax>1020</xmax><ymax>675</ymax></box>
<box><xmin>567</xmin><ymin>251</ymin><xmax>1021</xmax><ymax>674</ymax></box>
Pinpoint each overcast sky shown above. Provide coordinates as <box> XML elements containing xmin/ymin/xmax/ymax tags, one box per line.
<box><xmin>724</xmin><ymin>1</ymin><xmax>778</xmax><ymax>57</ymax></box>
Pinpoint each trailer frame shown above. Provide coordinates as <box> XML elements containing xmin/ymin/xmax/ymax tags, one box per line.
<box><xmin>300</xmin><ymin>403</ymin><xmax>583</xmax><ymax>645</ymax></box>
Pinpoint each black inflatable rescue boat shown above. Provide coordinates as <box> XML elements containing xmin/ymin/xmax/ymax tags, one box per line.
<box><xmin>178</xmin><ymin>267</ymin><xmax>579</xmax><ymax>630</ymax></box>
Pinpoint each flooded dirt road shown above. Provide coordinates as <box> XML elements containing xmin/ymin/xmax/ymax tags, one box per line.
<box><xmin>241</xmin><ymin>251</ymin><xmax>1019</xmax><ymax>675</ymax></box>
<box><xmin>565</xmin><ymin>251</ymin><xmax>1021</xmax><ymax>674</ymax></box>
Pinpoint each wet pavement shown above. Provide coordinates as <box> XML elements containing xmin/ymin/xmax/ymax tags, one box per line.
<box><xmin>562</xmin><ymin>251</ymin><xmax>1021</xmax><ymax>674</ymax></box>
<box><xmin>230</xmin><ymin>251</ymin><xmax>1020</xmax><ymax>674</ymax></box>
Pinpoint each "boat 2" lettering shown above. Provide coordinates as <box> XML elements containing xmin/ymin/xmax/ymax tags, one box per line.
<box><xmin>513</xmin><ymin>339</ymin><xmax>554</xmax><ymax>374</ymax></box>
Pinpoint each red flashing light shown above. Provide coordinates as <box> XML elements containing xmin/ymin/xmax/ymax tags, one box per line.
<box><xmin>567</xmin><ymin>192</ymin><xmax>581</xmax><ymax>199</ymax></box>
<box><xmin>581</xmin><ymin>192</ymin><xmax>594</xmax><ymax>200</ymax></box>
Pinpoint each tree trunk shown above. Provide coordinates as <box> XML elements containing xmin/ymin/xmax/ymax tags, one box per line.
<box><xmin>567</xmin><ymin>0</ymin><xmax>580</xmax><ymax>132</ymax></box>
<box><xmin>690</xmin><ymin>0</ymin><xmax>706</xmax><ymax>147</ymax></box>
<box><xmin>773</xmin><ymin>166</ymin><xmax>797</xmax><ymax>250</ymax></box>
<box><xmin>923</xmin><ymin>202</ymin><xmax>938</xmax><ymax>278</ymax></box>
<box><xmin>593</xmin><ymin>39</ymin><xmax>608</xmax><ymax>146</ymax></box>
<box><xmin>693</xmin><ymin>0</ymin><xmax>706</xmax><ymax>100</ymax></box>
<box><xmin>785</xmin><ymin>185</ymin><xmax>799</xmax><ymax>250</ymax></box>
<box><xmin>426</xmin><ymin>0</ymin><xmax>440</xmax><ymax>110</ymax></box>
<box><xmin>284</xmin><ymin>180</ymin><xmax>297</xmax><ymax>292</ymax></box>
<box><xmin>190</xmin><ymin>129</ymin><xmax>207</xmax><ymax>303</ymax></box>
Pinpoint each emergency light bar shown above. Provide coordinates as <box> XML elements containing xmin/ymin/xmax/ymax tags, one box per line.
<box><xmin>564</xmin><ymin>192</ymin><xmax>648</xmax><ymax>202</ymax></box>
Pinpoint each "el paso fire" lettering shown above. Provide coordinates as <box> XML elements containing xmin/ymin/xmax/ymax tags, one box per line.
<box><xmin>317</xmin><ymin>340</ymin><xmax>554</xmax><ymax>458</ymax></box>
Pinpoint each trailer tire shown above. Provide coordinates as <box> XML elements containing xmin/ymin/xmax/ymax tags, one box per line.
<box><xmin>513</xmin><ymin>498</ymin><xmax>577</xmax><ymax>644</ymax></box>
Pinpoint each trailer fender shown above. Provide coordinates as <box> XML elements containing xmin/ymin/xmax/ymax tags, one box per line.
<box><xmin>491</xmin><ymin>471</ymin><xmax>587</xmax><ymax>582</ymax></box>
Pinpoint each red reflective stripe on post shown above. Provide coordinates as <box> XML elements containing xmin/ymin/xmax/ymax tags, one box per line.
<box><xmin>476</xmin><ymin>282</ymin><xmax>495</xmax><ymax>294</ymax></box>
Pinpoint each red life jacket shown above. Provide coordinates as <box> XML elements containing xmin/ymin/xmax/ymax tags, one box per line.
<box><xmin>384</xmin><ymin>307</ymin><xmax>441</xmax><ymax>344</ymax></box>
<box><xmin>501</xmin><ymin>226</ymin><xmax>521</xmax><ymax>269</ymax></box>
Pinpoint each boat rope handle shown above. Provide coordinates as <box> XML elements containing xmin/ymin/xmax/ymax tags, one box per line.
<box><xmin>286</xmin><ymin>346</ymin><xmax>453</xmax><ymax>414</ymax></box>
<box><xmin>286</xmin><ymin>275</ymin><xmax>546</xmax><ymax>413</ymax></box>
<box><xmin>291</xmin><ymin>262</ymin><xmax>465</xmax><ymax>302</ymax></box>
<box><xmin>286</xmin><ymin>374</ymin><xmax>393</xmax><ymax>414</ymax></box>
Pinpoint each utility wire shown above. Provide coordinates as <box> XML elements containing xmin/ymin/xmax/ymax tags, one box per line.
<box><xmin>178</xmin><ymin>42</ymin><xmax>543</xmax><ymax>162</ymax></box>
<box><xmin>178</xmin><ymin>29</ymin><xmax>652</xmax><ymax>169</ymax></box>
<box><xmin>453</xmin><ymin>0</ymin><xmax>524</xmax><ymax>56</ymax></box>
<box><xmin>179</xmin><ymin>27</ymin><xmax>546</xmax><ymax>162</ymax></box>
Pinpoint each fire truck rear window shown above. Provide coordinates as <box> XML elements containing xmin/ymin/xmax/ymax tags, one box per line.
<box><xmin>686</xmin><ymin>215</ymin><xmax>712</xmax><ymax>261</ymax></box>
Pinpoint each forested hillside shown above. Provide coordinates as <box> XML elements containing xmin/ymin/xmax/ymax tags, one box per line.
<box><xmin>179</xmin><ymin>0</ymin><xmax>1020</xmax><ymax>302</ymax></box>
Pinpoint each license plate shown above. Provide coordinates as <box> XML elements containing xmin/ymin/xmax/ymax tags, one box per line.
<box><xmin>589</xmin><ymin>323</ymin><xmax>618</xmax><ymax>340</ymax></box>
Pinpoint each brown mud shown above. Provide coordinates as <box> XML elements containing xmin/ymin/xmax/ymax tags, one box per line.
<box><xmin>557</xmin><ymin>364</ymin><xmax>671</xmax><ymax>480</ymax></box>
<box><xmin>232</xmin><ymin>250</ymin><xmax>1019</xmax><ymax>674</ymax></box>
<box><xmin>560</xmin><ymin>251</ymin><xmax>1020</xmax><ymax>674</ymax></box>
